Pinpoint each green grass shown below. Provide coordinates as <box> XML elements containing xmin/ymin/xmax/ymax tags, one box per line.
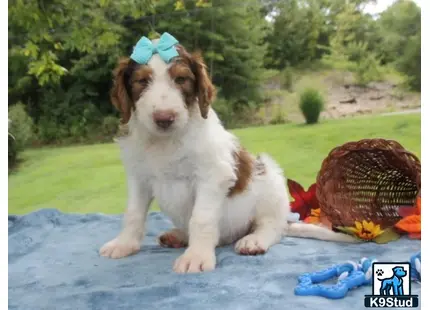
<box><xmin>8</xmin><ymin>114</ymin><xmax>421</xmax><ymax>215</ymax></box>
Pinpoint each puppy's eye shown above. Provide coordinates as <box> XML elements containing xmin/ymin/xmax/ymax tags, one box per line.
<box><xmin>137</xmin><ymin>78</ymin><xmax>149</xmax><ymax>86</ymax></box>
<box><xmin>174</xmin><ymin>77</ymin><xmax>187</xmax><ymax>85</ymax></box>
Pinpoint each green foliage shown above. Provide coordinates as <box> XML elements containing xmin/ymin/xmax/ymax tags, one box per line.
<box><xmin>102</xmin><ymin>116</ymin><xmax>120</xmax><ymax>137</ymax></box>
<box><xmin>376</xmin><ymin>0</ymin><xmax>421</xmax><ymax>90</ymax></box>
<box><xmin>376</xmin><ymin>0</ymin><xmax>421</xmax><ymax>63</ymax></box>
<box><xmin>9</xmin><ymin>132</ymin><xmax>17</xmax><ymax>170</ymax></box>
<box><xmin>155</xmin><ymin>0</ymin><xmax>267</xmax><ymax>106</ymax></box>
<box><xmin>265</xmin><ymin>0</ymin><xmax>404</xmax><ymax>88</ymax></box>
<box><xmin>269</xmin><ymin>106</ymin><xmax>288</xmax><ymax>125</ymax></box>
<box><xmin>266</xmin><ymin>0</ymin><xmax>326</xmax><ymax>69</ymax></box>
<box><xmin>281</xmin><ymin>67</ymin><xmax>294</xmax><ymax>92</ymax></box>
<box><xmin>8</xmin><ymin>103</ymin><xmax>35</xmax><ymax>169</ymax></box>
<box><xmin>354</xmin><ymin>53</ymin><xmax>382</xmax><ymax>86</ymax></box>
<box><xmin>9</xmin><ymin>0</ymin><xmax>271</xmax><ymax>144</ymax></box>
<box><xmin>7</xmin><ymin>0</ymin><xmax>421</xmax><ymax>147</ymax></box>
<box><xmin>34</xmin><ymin>87</ymin><xmax>104</xmax><ymax>144</ymax></box>
<box><xmin>212</xmin><ymin>97</ymin><xmax>235</xmax><ymax>128</ymax></box>
<box><xmin>8</xmin><ymin>0</ymin><xmax>157</xmax><ymax>143</ymax></box>
<box><xmin>397</xmin><ymin>34</ymin><xmax>420</xmax><ymax>91</ymax></box>
<box><xmin>343</xmin><ymin>42</ymin><xmax>382</xmax><ymax>85</ymax></box>
<box><xmin>8</xmin><ymin>0</ymin><xmax>152</xmax><ymax>87</ymax></box>
<box><xmin>329</xmin><ymin>3</ymin><xmax>377</xmax><ymax>54</ymax></box>
<box><xmin>212</xmin><ymin>97</ymin><xmax>265</xmax><ymax>129</ymax></box>
<box><xmin>265</xmin><ymin>0</ymin><xmax>378</xmax><ymax>70</ymax></box>
<box><xmin>299</xmin><ymin>88</ymin><xmax>324</xmax><ymax>124</ymax></box>
<box><xmin>8</xmin><ymin>103</ymin><xmax>34</xmax><ymax>151</ymax></box>
<box><xmin>321</xmin><ymin>2</ymin><xmax>385</xmax><ymax>86</ymax></box>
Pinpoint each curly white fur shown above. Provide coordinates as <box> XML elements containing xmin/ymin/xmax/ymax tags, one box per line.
<box><xmin>99</xmin><ymin>50</ymin><xmax>356</xmax><ymax>274</ymax></box>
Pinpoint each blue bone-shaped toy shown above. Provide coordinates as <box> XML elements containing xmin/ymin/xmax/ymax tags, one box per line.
<box><xmin>295</xmin><ymin>252</ymin><xmax>421</xmax><ymax>299</ymax></box>
<box><xmin>410</xmin><ymin>251</ymin><xmax>421</xmax><ymax>283</ymax></box>
<box><xmin>294</xmin><ymin>258</ymin><xmax>376</xmax><ymax>299</ymax></box>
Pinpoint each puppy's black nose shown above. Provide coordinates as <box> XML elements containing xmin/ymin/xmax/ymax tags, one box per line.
<box><xmin>153</xmin><ymin>110</ymin><xmax>176</xmax><ymax>129</ymax></box>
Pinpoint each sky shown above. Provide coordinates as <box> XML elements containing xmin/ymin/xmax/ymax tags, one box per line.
<box><xmin>363</xmin><ymin>0</ymin><xmax>423</xmax><ymax>14</ymax></box>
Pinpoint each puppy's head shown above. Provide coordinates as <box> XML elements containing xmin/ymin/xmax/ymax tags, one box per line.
<box><xmin>110</xmin><ymin>39</ymin><xmax>215</xmax><ymax>136</ymax></box>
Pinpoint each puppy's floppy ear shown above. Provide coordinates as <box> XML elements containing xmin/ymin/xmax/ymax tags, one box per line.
<box><xmin>191</xmin><ymin>52</ymin><xmax>216</xmax><ymax>119</ymax></box>
<box><xmin>111</xmin><ymin>57</ymin><xmax>134</xmax><ymax>124</ymax></box>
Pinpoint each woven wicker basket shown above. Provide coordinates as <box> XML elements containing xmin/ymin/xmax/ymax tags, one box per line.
<box><xmin>316</xmin><ymin>139</ymin><xmax>421</xmax><ymax>229</ymax></box>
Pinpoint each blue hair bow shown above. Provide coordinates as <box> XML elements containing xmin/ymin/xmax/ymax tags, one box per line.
<box><xmin>130</xmin><ymin>32</ymin><xmax>179</xmax><ymax>65</ymax></box>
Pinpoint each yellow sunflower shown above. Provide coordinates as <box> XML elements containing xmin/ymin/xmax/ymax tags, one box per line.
<box><xmin>350</xmin><ymin>220</ymin><xmax>384</xmax><ymax>240</ymax></box>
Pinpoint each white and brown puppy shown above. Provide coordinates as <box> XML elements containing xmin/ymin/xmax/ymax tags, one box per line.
<box><xmin>100</xmin><ymin>39</ymin><xmax>355</xmax><ymax>273</ymax></box>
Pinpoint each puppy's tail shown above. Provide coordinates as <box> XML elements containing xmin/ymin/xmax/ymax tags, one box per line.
<box><xmin>284</xmin><ymin>222</ymin><xmax>360</xmax><ymax>243</ymax></box>
<box><xmin>256</xmin><ymin>153</ymin><xmax>359</xmax><ymax>244</ymax></box>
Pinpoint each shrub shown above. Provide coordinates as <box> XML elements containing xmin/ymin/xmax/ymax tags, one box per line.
<box><xmin>102</xmin><ymin>116</ymin><xmax>119</xmax><ymax>137</ymax></box>
<box><xmin>354</xmin><ymin>53</ymin><xmax>383</xmax><ymax>86</ymax></box>
<box><xmin>36</xmin><ymin>117</ymin><xmax>68</xmax><ymax>143</ymax></box>
<box><xmin>213</xmin><ymin>97</ymin><xmax>264</xmax><ymax>129</ymax></box>
<box><xmin>345</xmin><ymin>42</ymin><xmax>382</xmax><ymax>85</ymax></box>
<box><xmin>8</xmin><ymin>121</ymin><xmax>17</xmax><ymax>170</ymax></box>
<box><xmin>299</xmin><ymin>88</ymin><xmax>324</xmax><ymax>124</ymax></box>
<box><xmin>212</xmin><ymin>98</ymin><xmax>236</xmax><ymax>128</ymax></box>
<box><xmin>323</xmin><ymin>42</ymin><xmax>383</xmax><ymax>86</ymax></box>
<box><xmin>8</xmin><ymin>103</ymin><xmax>34</xmax><ymax>169</ymax></box>
<box><xmin>8</xmin><ymin>103</ymin><xmax>34</xmax><ymax>150</ymax></box>
<box><xmin>269</xmin><ymin>105</ymin><xmax>288</xmax><ymax>125</ymax></box>
<box><xmin>396</xmin><ymin>34</ymin><xmax>421</xmax><ymax>91</ymax></box>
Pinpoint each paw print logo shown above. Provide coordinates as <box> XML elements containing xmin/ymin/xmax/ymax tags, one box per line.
<box><xmin>376</xmin><ymin>269</ymin><xmax>384</xmax><ymax>276</ymax></box>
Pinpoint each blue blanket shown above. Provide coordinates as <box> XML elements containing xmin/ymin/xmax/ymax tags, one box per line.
<box><xmin>9</xmin><ymin>209</ymin><xmax>421</xmax><ymax>310</ymax></box>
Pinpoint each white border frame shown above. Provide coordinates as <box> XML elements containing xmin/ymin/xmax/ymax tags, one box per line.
<box><xmin>419</xmin><ymin>0</ymin><xmax>427</xmax><ymax>309</ymax></box>
<box><xmin>3</xmin><ymin>0</ymin><xmax>9</xmax><ymax>308</ymax></box>
<box><xmin>3</xmin><ymin>1</ymin><xmax>425</xmax><ymax>309</ymax></box>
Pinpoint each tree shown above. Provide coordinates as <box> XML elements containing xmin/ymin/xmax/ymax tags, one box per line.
<box><xmin>8</xmin><ymin>0</ymin><xmax>154</xmax><ymax>88</ymax></box>
<box><xmin>8</xmin><ymin>0</ymin><xmax>157</xmax><ymax>142</ymax></box>
<box><xmin>264</xmin><ymin>0</ymin><xmax>378</xmax><ymax>70</ymax></box>
<box><xmin>265</xmin><ymin>0</ymin><xmax>326</xmax><ymax>69</ymax></box>
<box><xmin>319</xmin><ymin>1</ymin><xmax>383</xmax><ymax>85</ymax></box>
<box><xmin>376</xmin><ymin>0</ymin><xmax>421</xmax><ymax>90</ymax></box>
<box><xmin>154</xmin><ymin>0</ymin><xmax>268</xmax><ymax>108</ymax></box>
<box><xmin>8</xmin><ymin>0</ymin><xmax>269</xmax><ymax>142</ymax></box>
<box><xmin>396</xmin><ymin>33</ymin><xmax>420</xmax><ymax>91</ymax></box>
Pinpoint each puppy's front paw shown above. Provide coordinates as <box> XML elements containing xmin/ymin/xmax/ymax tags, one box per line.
<box><xmin>99</xmin><ymin>237</ymin><xmax>140</xmax><ymax>259</ymax></box>
<box><xmin>173</xmin><ymin>248</ymin><xmax>216</xmax><ymax>273</ymax></box>
<box><xmin>235</xmin><ymin>234</ymin><xmax>267</xmax><ymax>256</ymax></box>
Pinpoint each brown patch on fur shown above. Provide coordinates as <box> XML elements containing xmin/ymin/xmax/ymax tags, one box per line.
<box><xmin>168</xmin><ymin>61</ymin><xmax>194</xmax><ymax>79</ymax></box>
<box><xmin>191</xmin><ymin>52</ymin><xmax>216</xmax><ymax>119</ymax></box>
<box><xmin>130</xmin><ymin>66</ymin><xmax>153</xmax><ymax>101</ymax></box>
<box><xmin>228</xmin><ymin>148</ymin><xmax>255</xmax><ymax>197</ymax></box>
<box><xmin>111</xmin><ymin>58</ymin><xmax>152</xmax><ymax>124</ymax></box>
<box><xmin>158</xmin><ymin>229</ymin><xmax>188</xmax><ymax>248</ymax></box>
<box><xmin>168</xmin><ymin>59</ymin><xmax>196</xmax><ymax>106</ymax></box>
<box><xmin>174</xmin><ymin>45</ymin><xmax>216</xmax><ymax>118</ymax></box>
<box><xmin>111</xmin><ymin>57</ymin><xmax>134</xmax><ymax>124</ymax></box>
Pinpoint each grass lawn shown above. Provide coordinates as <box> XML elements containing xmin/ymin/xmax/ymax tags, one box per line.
<box><xmin>8</xmin><ymin>114</ymin><xmax>421</xmax><ymax>215</ymax></box>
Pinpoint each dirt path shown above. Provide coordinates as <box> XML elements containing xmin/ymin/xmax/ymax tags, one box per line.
<box><xmin>381</xmin><ymin>108</ymin><xmax>421</xmax><ymax>116</ymax></box>
<box><xmin>321</xmin><ymin>76</ymin><xmax>421</xmax><ymax>120</ymax></box>
<box><xmin>261</xmin><ymin>70</ymin><xmax>421</xmax><ymax>124</ymax></box>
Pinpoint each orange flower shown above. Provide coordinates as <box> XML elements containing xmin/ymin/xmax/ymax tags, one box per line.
<box><xmin>395</xmin><ymin>197</ymin><xmax>421</xmax><ymax>239</ymax></box>
<box><xmin>304</xmin><ymin>208</ymin><xmax>320</xmax><ymax>224</ymax></box>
